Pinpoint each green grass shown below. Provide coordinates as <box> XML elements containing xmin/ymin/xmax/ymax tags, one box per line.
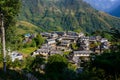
<box><xmin>63</xmin><ymin>51</ymin><xmax>71</xmax><ymax>56</ymax></box>
<box><xmin>18</xmin><ymin>47</ymin><xmax>37</xmax><ymax>57</ymax></box>
<box><xmin>16</xmin><ymin>21</ymin><xmax>43</xmax><ymax>35</ymax></box>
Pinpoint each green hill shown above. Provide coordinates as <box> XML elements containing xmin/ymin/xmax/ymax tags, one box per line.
<box><xmin>16</xmin><ymin>21</ymin><xmax>43</xmax><ymax>34</ymax></box>
<box><xmin>18</xmin><ymin>0</ymin><xmax>120</xmax><ymax>33</ymax></box>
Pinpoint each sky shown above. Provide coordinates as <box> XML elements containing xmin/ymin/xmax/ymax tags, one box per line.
<box><xmin>83</xmin><ymin>0</ymin><xmax>120</xmax><ymax>12</ymax></box>
<box><xmin>110</xmin><ymin>0</ymin><xmax>116</xmax><ymax>1</ymax></box>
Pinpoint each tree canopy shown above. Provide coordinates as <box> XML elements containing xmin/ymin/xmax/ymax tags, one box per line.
<box><xmin>0</xmin><ymin>0</ymin><xmax>21</xmax><ymax>28</ymax></box>
<box><xmin>0</xmin><ymin>0</ymin><xmax>21</xmax><ymax>49</ymax></box>
<box><xmin>45</xmin><ymin>54</ymin><xmax>68</xmax><ymax>80</ymax></box>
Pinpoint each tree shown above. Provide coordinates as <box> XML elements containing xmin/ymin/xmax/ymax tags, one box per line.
<box><xmin>108</xmin><ymin>28</ymin><xmax>120</xmax><ymax>42</ymax></box>
<box><xmin>0</xmin><ymin>0</ymin><xmax>21</xmax><ymax>28</ymax></box>
<box><xmin>0</xmin><ymin>0</ymin><xmax>21</xmax><ymax>48</ymax></box>
<box><xmin>71</xmin><ymin>43</ymin><xmax>78</xmax><ymax>50</ymax></box>
<box><xmin>45</xmin><ymin>54</ymin><xmax>68</xmax><ymax>80</ymax></box>
<box><xmin>29</xmin><ymin>55</ymin><xmax>45</xmax><ymax>72</ymax></box>
<box><xmin>0</xmin><ymin>0</ymin><xmax>21</xmax><ymax>73</ymax></box>
<box><xmin>107</xmin><ymin>28</ymin><xmax>120</xmax><ymax>52</ymax></box>
<box><xmin>34</xmin><ymin>34</ymin><xmax>45</xmax><ymax>47</ymax></box>
<box><xmin>89</xmin><ymin>41</ymin><xmax>98</xmax><ymax>52</ymax></box>
<box><xmin>24</xmin><ymin>56</ymin><xmax>35</xmax><ymax>72</ymax></box>
<box><xmin>91</xmin><ymin>52</ymin><xmax>120</xmax><ymax>80</ymax></box>
<box><xmin>77</xmin><ymin>52</ymin><xmax>120</xmax><ymax>80</ymax></box>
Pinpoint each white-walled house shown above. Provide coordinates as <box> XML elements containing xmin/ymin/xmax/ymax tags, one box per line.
<box><xmin>100</xmin><ymin>38</ymin><xmax>109</xmax><ymax>49</ymax></box>
<box><xmin>46</xmin><ymin>39</ymin><xmax>56</xmax><ymax>45</ymax></box>
<box><xmin>32</xmin><ymin>49</ymin><xmax>49</xmax><ymax>57</ymax></box>
<box><xmin>60</xmin><ymin>40</ymin><xmax>71</xmax><ymax>47</ymax></box>
<box><xmin>101</xmin><ymin>38</ymin><xmax>108</xmax><ymax>43</ymax></box>
<box><xmin>10</xmin><ymin>51</ymin><xmax>23</xmax><ymax>62</ymax></box>
<box><xmin>73</xmin><ymin>50</ymin><xmax>93</xmax><ymax>57</ymax></box>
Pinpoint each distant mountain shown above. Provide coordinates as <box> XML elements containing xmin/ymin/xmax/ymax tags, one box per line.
<box><xmin>83</xmin><ymin>0</ymin><xmax>120</xmax><ymax>12</ymax></box>
<box><xmin>18</xmin><ymin>0</ymin><xmax>120</xmax><ymax>33</ymax></box>
<box><xmin>109</xmin><ymin>5</ymin><xmax>120</xmax><ymax>17</ymax></box>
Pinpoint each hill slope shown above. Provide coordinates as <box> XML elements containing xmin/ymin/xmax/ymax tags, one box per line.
<box><xmin>16</xmin><ymin>21</ymin><xmax>43</xmax><ymax>34</ymax></box>
<box><xmin>18</xmin><ymin>0</ymin><xmax>120</xmax><ymax>33</ymax></box>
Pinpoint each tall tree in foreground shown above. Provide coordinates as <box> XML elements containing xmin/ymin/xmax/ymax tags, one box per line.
<box><xmin>0</xmin><ymin>0</ymin><xmax>21</xmax><ymax>73</ymax></box>
<box><xmin>0</xmin><ymin>0</ymin><xmax>21</xmax><ymax>49</ymax></box>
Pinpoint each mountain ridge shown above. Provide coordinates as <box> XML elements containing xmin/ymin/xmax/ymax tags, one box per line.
<box><xmin>18</xmin><ymin>0</ymin><xmax>120</xmax><ymax>33</ymax></box>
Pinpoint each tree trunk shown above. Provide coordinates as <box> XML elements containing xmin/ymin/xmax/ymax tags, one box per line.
<box><xmin>1</xmin><ymin>13</ymin><xmax>6</xmax><ymax>73</ymax></box>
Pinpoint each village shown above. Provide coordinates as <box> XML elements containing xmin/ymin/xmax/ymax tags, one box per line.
<box><xmin>9</xmin><ymin>31</ymin><xmax>110</xmax><ymax>68</ymax></box>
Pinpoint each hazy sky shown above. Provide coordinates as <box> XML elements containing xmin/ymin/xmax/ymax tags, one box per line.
<box><xmin>110</xmin><ymin>0</ymin><xmax>117</xmax><ymax>1</ymax></box>
<box><xmin>84</xmin><ymin>0</ymin><xmax>120</xmax><ymax>12</ymax></box>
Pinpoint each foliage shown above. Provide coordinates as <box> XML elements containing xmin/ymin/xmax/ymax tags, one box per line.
<box><xmin>77</xmin><ymin>68</ymin><xmax>104</xmax><ymax>80</ymax></box>
<box><xmin>11</xmin><ymin>60</ymin><xmax>24</xmax><ymax>69</ymax></box>
<box><xmin>89</xmin><ymin>41</ymin><xmax>98</xmax><ymax>52</ymax></box>
<box><xmin>0</xmin><ymin>69</ymin><xmax>27</xmax><ymax>80</ymax></box>
<box><xmin>6</xmin><ymin>56</ymin><xmax>25</xmax><ymax>69</ymax></box>
<box><xmin>0</xmin><ymin>0</ymin><xmax>21</xmax><ymax>28</ymax></box>
<box><xmin>29</xmin><ymin>55</ymin><xmax>45</xmax><ymax>72</ymax></box>
<box><xmin>68</xmin><ymin>63</ymin><xmax>77</xmax><ymax>71</ymax></box>
<box><xmin>63</xmin><ymin>51</ymin><xmax>71</xmax><ymax>56</ymax></box>
<box><xmin>91</xmin><ymin>30</ymin><xmax>112</xmax><ymax>41</ymax></box>
<box><xmin>18</xmin><ymin>0</ymin><xmax>120</xmax><ymax>33</ymax></box>
<box><xmin>0</xmin><ymin>0</ymin><xmax>21</xmax><ymax>49</ymax></box>
<box><xmin>108</xmin><ymin>28</ymin><xmax>120</xmax><ymax>41</ymax></box>
<box><xmin>76</xmin><ymin>51</ymin><xmax>120</xmax><ymax>80</ymax></box>
<box><xmin>45</xmin><ymin>54</ymin><xmax>68</xmax><ymax>80</ymax></box>
<box><xmin>18</xmin><ymin>47</ymin><xmax>37</xmax><ymax>55</ymax></box>
<box><xmin>23</xmin><ymin>39</ymin><xmax>37</xmax><ymax>48</ymax></box>
<box><xmin>89</xmin><ymin>52</ymin><xmax>120</xmax><ymax>80</ymax></box>
<box><xmin>6</xmin><ymin>26</ymin><xmax>24</xmax><ymax>50</ymax></box>
<box><xmin>30</xmin><ymin>39</ymin><xmax>36</xmax><ymax>47</ymax></box>
<box><xmin>71</xmin><ymin>43</ymin><xmax>78</xmax><ymax>50</ymax></box>
<box><xmin>34</xmin><ymin>34</ymin><xmax>45</xmax><ymax>47</ymax></box>
<box><xmin>24</xmin><ymin>56</ymin><xmax>35</xmax><ymax>72</ymax></box>
<box><xmin>16</xmin><ymin>21</ymin><xmax>43</xmax><ymax>35</ymax></box>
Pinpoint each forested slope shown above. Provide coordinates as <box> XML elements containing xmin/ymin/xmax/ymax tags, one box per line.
<box><xmin>18</xmin><ymin>0</ymin><xmax>120</xmax><ymax>33</ymax></box>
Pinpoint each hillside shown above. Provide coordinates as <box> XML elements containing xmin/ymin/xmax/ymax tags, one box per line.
<box><xmin>18</xmin><ymin>0</ymin><xmax>120</xmax><ymax>33</ymax></box>
<box><xmin>16</xmin><ymin>21</ymin><xmax>43</xmax><ymax>35</ymax></box>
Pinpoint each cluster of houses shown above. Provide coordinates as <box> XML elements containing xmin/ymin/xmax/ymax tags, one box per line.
<box><xmin>32</xmin><ymin>31</ymin><xmax>110</xmax><ymax>66</ymax></box>
<box><xmin>32</xmin><ymin>31</ymin><xmax>84</xmax><ymax>56</ymax></box>
<box><xmin>7</xmin><ymin>31</ymin><xmax>110</xmax><ymax>67</ymax></box>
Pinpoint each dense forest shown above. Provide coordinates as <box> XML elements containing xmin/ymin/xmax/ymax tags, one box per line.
<box><xmin>18</xmin><ymin>0</ymin><xmax>120</xmax><ymax>33</ymax></box>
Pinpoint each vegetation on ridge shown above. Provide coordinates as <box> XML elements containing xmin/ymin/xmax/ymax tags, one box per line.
<box><xmin>18</xmin><ymin>0</ymin><xmax>120</xmax><ymax>33</ymax></box>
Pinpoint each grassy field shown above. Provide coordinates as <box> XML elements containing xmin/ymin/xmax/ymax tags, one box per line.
<box><xmin>16</xmin><ymin>21</ymin><xmax>43</xmax><ymax>35</ymax></box>
<box><xmin>18</xmin><ymin>47</ymin><xmax>37</xmax><ymax>57</ymax></box>
<box><xmin>63</xmin><ymin>51</ymin><xmax>71</xmax><ymax>56</ymax></box>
